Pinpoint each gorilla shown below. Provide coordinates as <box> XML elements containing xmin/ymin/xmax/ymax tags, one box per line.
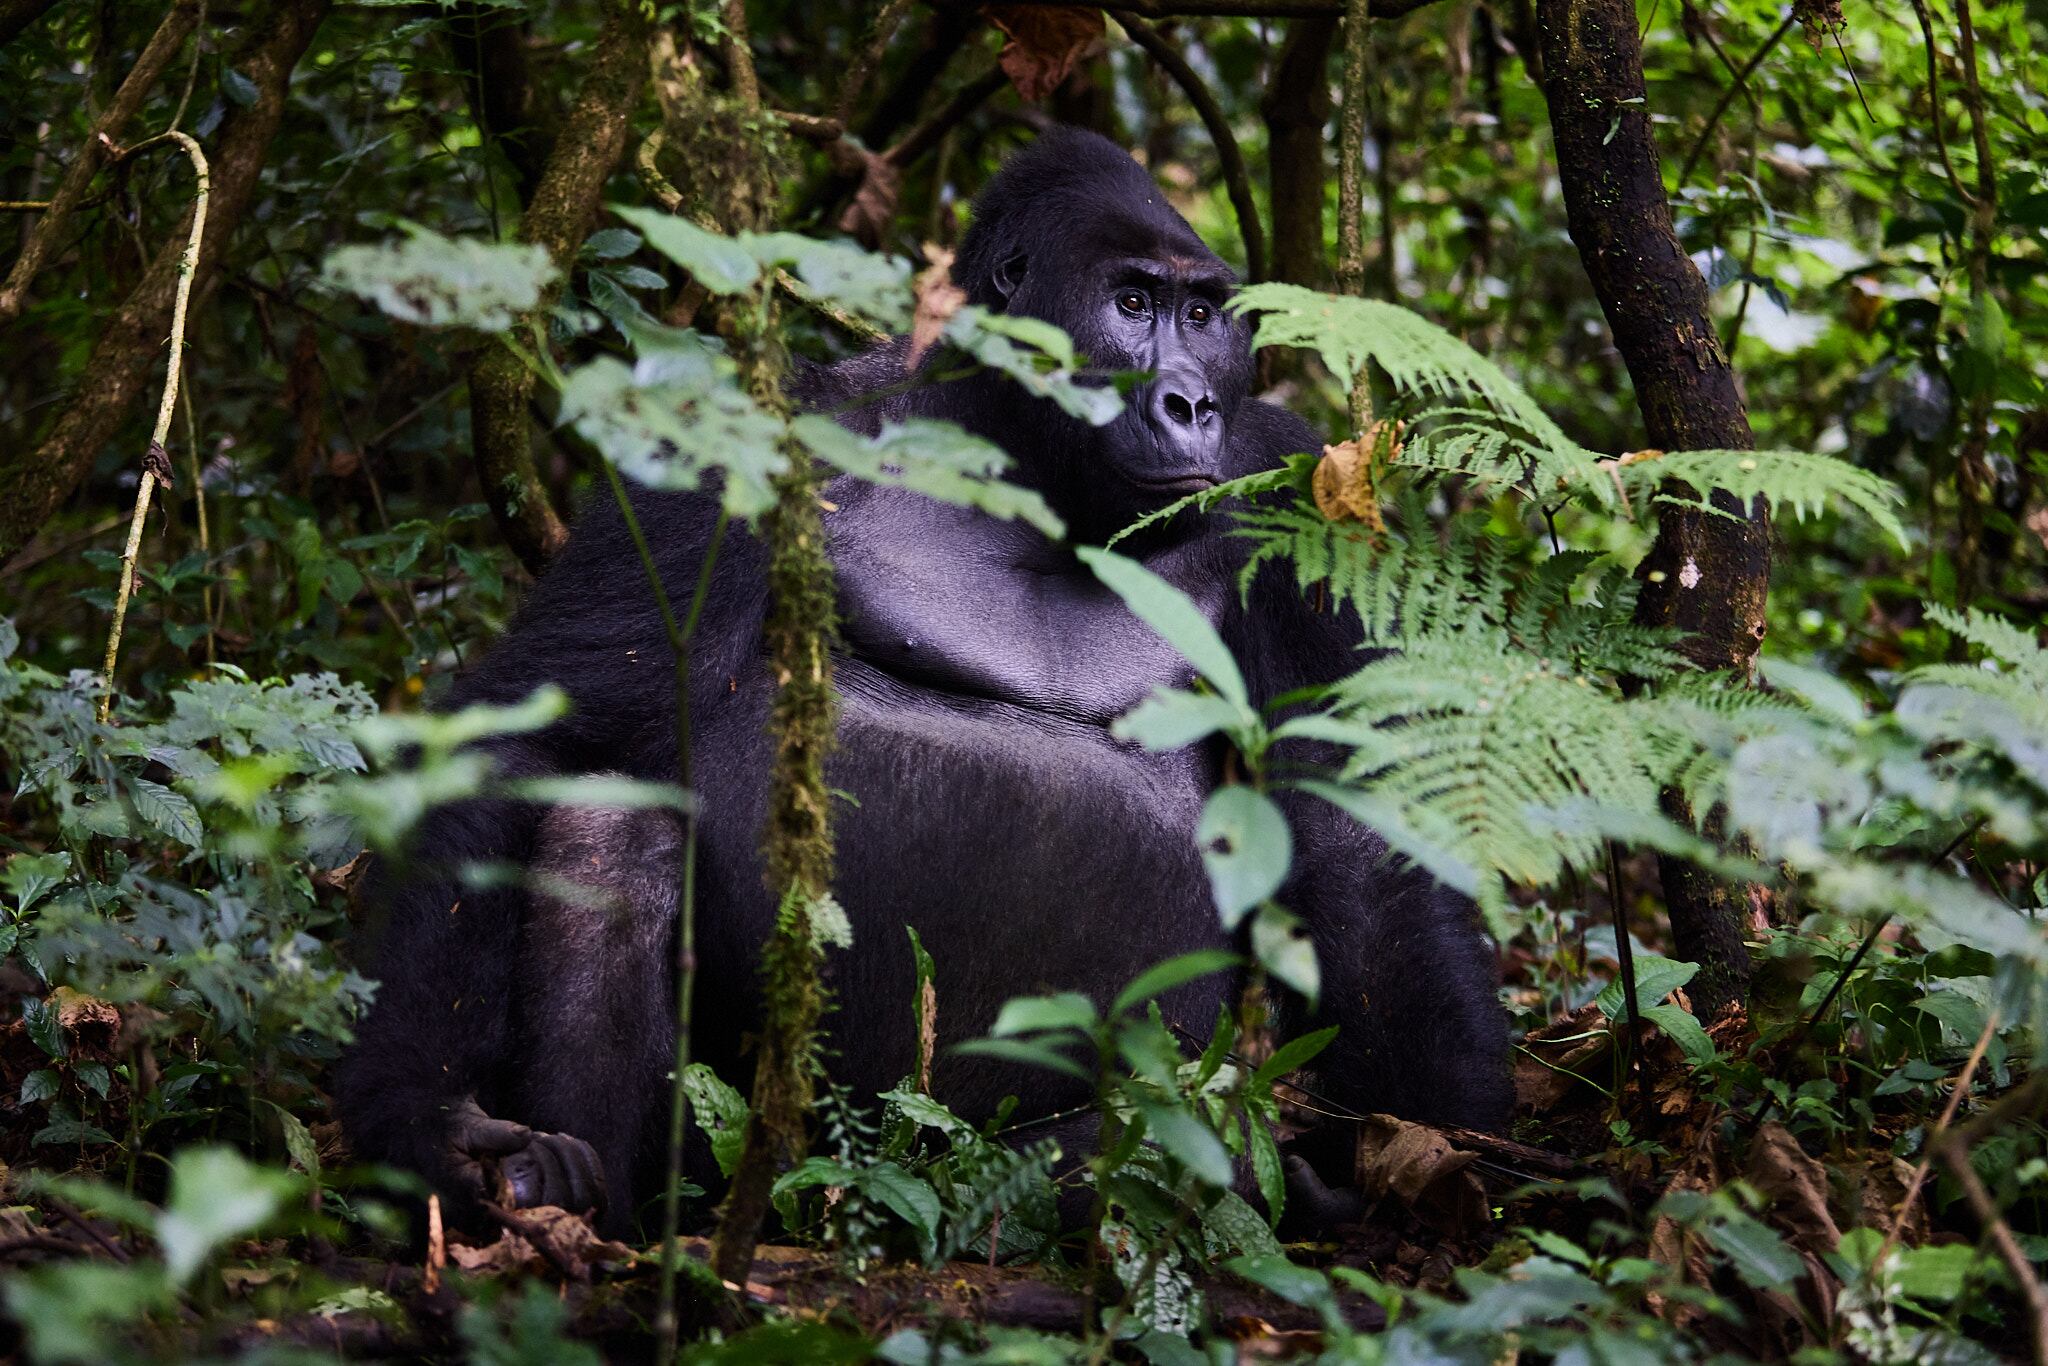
<box><xmin>335</xmin><ymin>127</ymin><xmax>1509</xmax><ymax>1238</ymax></box>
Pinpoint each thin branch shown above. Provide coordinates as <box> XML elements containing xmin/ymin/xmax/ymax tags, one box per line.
<box><xmin>882</xmin><ymin>62</ymin><xmax>1008</xmax><ymax>168</ymax></box>
<box><xmin>1112</xmin><ymin>12</ymin><xmax>1266</xmax><ymax>281</ymax></box>
<box><xmin>835</xmin><ymin>0</ymin><xmax>915</xmax><ymax>124</ymax></box>
<box><xmin>1906</xmin><ymin>0</ymin><xmax>1975</xmax><ymax>211</ymax></box>
<box><xmin>0</xmin><ymin>2</ymin><xmax>200</xmax><ymax>326</ymax></box>
<box><xmin>1873</xmin><ymin>1006</ymin><xmax>1999</xmax><ymax>1270</ymax></box>
<box><xmin>97</xmin><ymin>132</ymin><xmax>209</xmax><ymax>722</ymax></box>
<box><xmin>1936</xmin><ymin>1132</ymin><xmax>2048</xmax><ymax>1364</ymax></box>
<box><xmin>1674</xmin><ymin>10</ymin><xmax>1793</xmax><ymax>187</ymax></box>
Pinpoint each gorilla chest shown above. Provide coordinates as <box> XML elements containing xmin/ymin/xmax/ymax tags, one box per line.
<box><xmin>828</xmin><ymin>661</ymin><xmax>1217</xmax><ymax>914</ymax></box>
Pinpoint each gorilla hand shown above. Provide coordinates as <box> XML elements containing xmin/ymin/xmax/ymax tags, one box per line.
<box><xmin>446</xmin><ymin>1097</ymin><xmax>608</xmax><ymax>1217</ymax></box>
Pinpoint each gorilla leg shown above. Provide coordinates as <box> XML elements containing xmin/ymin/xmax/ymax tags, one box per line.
<box><xmin>512</xmin><ymin>797</ymin><xmax>686</xmax><ymax>1237</ymax></box>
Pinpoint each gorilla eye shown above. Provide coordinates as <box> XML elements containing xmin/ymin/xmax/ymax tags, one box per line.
<box><xmin>1187</xmin><ymin>302</ymin><xmax>1213</xmax><ymax>325</ymax></box>
<box><xmin>1116</xmin><ymin>290</ymin><xmax>1148</xmax><ymax>317</ymax></box>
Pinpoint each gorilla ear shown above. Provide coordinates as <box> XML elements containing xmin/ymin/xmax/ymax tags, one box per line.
<box><xmin>990</xmin><ymin>250</ymin><xmax>1028</xmax><ymax>306</ymax></box>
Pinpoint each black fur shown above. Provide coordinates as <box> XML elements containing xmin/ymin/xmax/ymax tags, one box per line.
<box><xmin>335</xmin><ymin>128</ymin><xmax>1510</xmax><ymax>1239</ymax></box>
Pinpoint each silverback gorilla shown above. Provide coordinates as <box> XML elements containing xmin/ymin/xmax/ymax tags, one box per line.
<box><xmin>335</xmin><ymin>128</ymin><xmax>1510</xmax><ymax>1237</ymax></box>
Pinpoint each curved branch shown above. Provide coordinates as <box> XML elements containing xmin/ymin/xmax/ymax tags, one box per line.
<box><xmin>0</xmin><ymin>2</ymin><xmax>200</xmax><ymax>326</ymax></box>
<box><xmin>1112</xmin><ymin>12</ymin><xmax>1267</xmax><ymax>282</ymax></box>
<box><xmin>1673</xmin><ymin>10</ymin><xmax>1793</xmax><ymax>188</ymax></box>
<box><xmin>98</xmin><ymin>132</ymin><xmax>208</xmax><ymax>719</ymax></box>
<box><xmin>0</xmin><ymin>0</ymin><xmax>328</xmax><ymax>566</ymax></box>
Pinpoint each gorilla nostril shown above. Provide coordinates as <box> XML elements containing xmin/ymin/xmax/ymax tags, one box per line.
<box><xmin>1163</xmin><ymin>392</ymin><xmax>1195</xmax><ymax>426</ymax></box>
<box><xmin>1195</xmin><ymin>398</ymin><xmax>1218</xmax><ymax>426</ymax></box>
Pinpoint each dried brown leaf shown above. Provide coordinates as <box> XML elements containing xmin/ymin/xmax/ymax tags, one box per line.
<box><xmin>909</xmin><ymin>245</ymin><xmax>967</xmax><ymax>371</ymax></box>
<box><xmin>1513</xmin><ymin>1001</ymin><xmax>1610</xmax><ymax>1113</ymax></box>
<box><xmin>1354</xmin><ymin>1114</ymin><xmax>1489</xmax><ymax>1236</ymax></box>
<box><xmin>1747</xmin><ymin>1122</ymin><xmax>1840</xmax><ymax>1256</ymax></box>
<box><xmin>985</xmin><ymin>5</ymin><xmax>1105</xmax><ymax>103</ymax></box>
<box><xmin>831</xmin><ymin>141</ymin><xmax>902</xmax><ymax>249</ymax></box>
<box><xmin>448</xmin><ymin>1205</ymin><xmax>634</xmax><ymax>1279</ymax></box>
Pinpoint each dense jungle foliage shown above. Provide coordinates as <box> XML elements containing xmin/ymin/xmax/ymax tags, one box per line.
<box><xmin>1</xmin><ymin>0</ymin><xmax>2046</xmax><ymax>1361</ymax></box>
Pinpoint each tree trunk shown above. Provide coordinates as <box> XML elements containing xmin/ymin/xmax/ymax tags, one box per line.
<box><xmin>468</xmin><ymin>3</ymin><xmax>649</xmax><ymax>574</ymax></box>
<box><xmin>1262</xmin><ymin>17</ymin><xmax>1336</xmax><ymax>289</ymax></box>
<box><xmin>1532</xmin><ymin>0</ymin><xmax>1771</xmax><ymax>1016</ymax></box>
<box><xmin>0</xmin><ymin>0</ymin><xmax>328</xmax><ymax>566</ymax></box>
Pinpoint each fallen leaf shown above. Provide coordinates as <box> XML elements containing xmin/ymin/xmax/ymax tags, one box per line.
<box><xmin>1747</xmin><ymin>1122</ymin><xmax>1840</xmax><ymax>1257</ymax></box>
<box><xmin>447</xmin><ymin>1205</ymin><xmax>634</xmax><ymax>1280</ymax></box>
<box><xmin>985</xmin><ymin>5</ymin><xmax>1104</xmax><ymax>103</ymax></box>
<box><xmin>1311</xmin><ymin>421</ymin><xmax>1400</xmax><ymax>529</ymax></box>
<box><xmin>1513</xmin><ymin>1001</ymin><xmax>1610</xmax><ymax>1112</ymax></box>
<box><xmin>1354</xmin><ymin>1114</ymin><xmax>1489</xmax><ymax>1235</ymax></box>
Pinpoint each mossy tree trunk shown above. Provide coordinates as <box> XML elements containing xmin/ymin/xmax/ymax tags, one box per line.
<box><xmin>468</xmin><ymin>2</ymin><xmax>649</xmax><ymax>575</ymax></box>
<box><xmin>1533</xmin><ymin>0</ymin><xmax>1771</xmax><ymax>1016</ymax></box>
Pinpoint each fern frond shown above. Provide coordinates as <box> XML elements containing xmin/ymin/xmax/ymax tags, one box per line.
<box><xmin>1922</xmin><ymin>605</ymin><xmax>2048</xmax><ymax>686</ymax></box>
<box><xmin>1319</xmin><ymin>644</ymin><xmax>1664</xmax><ymax>888</ymax></box>
<box><xmin>1233</xmin><ymin>286</ymin><xmax>1576</xmax><ymax>454</ymax></box>
<box><xmin>1617</xmin><ymin>448</ymin><xmax>1909</xmax><ymax>548</ymax></box>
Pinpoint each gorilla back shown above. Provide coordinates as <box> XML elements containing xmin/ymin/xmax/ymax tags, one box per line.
<box><xmin>335</xmin><ymin>127</ymin><xmax>1511</xmax><ymax>1239</ymax></box>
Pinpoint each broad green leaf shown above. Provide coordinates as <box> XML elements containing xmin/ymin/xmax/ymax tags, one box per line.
<box><xmin>856</xmin><ymin>1161</ymin><xmax>942</xmax><ymax>1260</ymax></box>
<box><xmin>1113</xmin><ymin>688</ymin><xmax>1246</xmax><ymax>751</ymax></box>
<box><xmin>991</xmin><ymin>992</ymin><xmax>1097</xmax><ymax>1035</ymax></box>
<box><xmin>611</xmin><ymin>206</ymin><xmax>759</xmax><ymax>294</ymax></box>
<box><xmin>322</xmin><ymin>226</ymin><xmax>555</xmax><ymax>331</ymax></box>
<box><xmin>877</xmin><ymin>1088</ymin><xmax>973</xmax><ymax>1138</ymax></box>
<box><xmin>156</xmin><ymin>1147</ymin><xmax>295</xmax><ymax>1288</ymax></box>
<box><xmin>132</xmin><ymin>779</ymin><xmax>202</xmax><ymax>847</ymax></box>
<box><xmin>1112</xmin><ymin>950</ymin><xmax>1239</xmax><ymax>1017</ymax></box>
<box><xmin>1704</xmin><ymin>1212</ymin><xmax>1802</xmax><ymax>1291</ymax></box>
<box><xmin>951</xmin><ymin>1037</ymin><xmax>1093</xmax><ymax>1083</ymax></box>
<box><xmin>2</xmin><ymin>851</ymin><xmax>71</xmax><ymax>915</ymax></box>
<box><xmin>1250</xmin><ymin>903</ymin><xmax>1319</xmax><ymax>1005</ymax></box>
<box><xmin>1136</xmin><ymin>1102</ymin><xmax>1234</xmax><ymax>1189</ymax></box>
<box><xmin>1196</xmin><ymin>786</ymin><xmax>1291</xmax><ymax>929</ymax></box>
<box><xmin>1595</xmin><ymin>955</ymin><xmax>1698</xmax><ymax>1021</ymax></box>
<box><xmin>792</xmin><ymin>416</ymin><xmax>1063</xmax><ymax>536</ymax></box>
<box><xmin>682</xmin><ymin>1064</ymin><xmax>749</xmax><ymax>1180</ymax></box>
<box><xmin>1640</xmin><ymin>1004</ymin><xmax>1716</xmax><ymax>1067</ymax></box>
<box><xmin>1078</xmin><ymin>548</ymin><xmax>1246</xmax><ymax>708</ymax></box>
<box><xmin>1226</xmin><ymin>1254</ymin><xmax>1337</xmax><ymax>1316</ymax></box>
<box><xmin>1251</xmin><ymin>1026</ymin><xmax>1340</xmax><ymax>1088</ymax></box>
<box><xmin>20</xmin><ymin>1068</ymin><xmax>58</xmax><ymax>1105</ymax></box>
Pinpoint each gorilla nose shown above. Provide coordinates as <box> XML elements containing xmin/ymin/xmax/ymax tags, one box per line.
<box><xmin>1150</xmin><ymin>373</ymin><xmax>1222</xmax><ymax>466</ymax></box>
<box><xmin>1155</xmin><ymin>382</ymin><xmax>1218</xmax><ymax>432</ymax></box>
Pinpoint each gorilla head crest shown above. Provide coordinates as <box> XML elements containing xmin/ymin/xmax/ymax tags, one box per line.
<box><xmin>951</xmin><ymin>127</ymin><xmax>1256</xmax><ymax>531</ymax></box>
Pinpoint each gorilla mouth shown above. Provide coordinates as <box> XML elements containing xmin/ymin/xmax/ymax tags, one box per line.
<box><xmin>1130</xmin><ymin>473</ymin><xmax>1220</xmax><ymax>496</ymax></box>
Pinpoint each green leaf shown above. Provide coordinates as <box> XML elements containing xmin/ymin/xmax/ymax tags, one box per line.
<box><xmin>1640</xmin><ymin>1004</ymin><xmax>1716</xmax><ymax>1067</ymax></box>
<box><xmin>1079</xmin><ymin>548</ymin><xmax>1246</xmax><ymax>708</ymax></box>
<box><xmin>1112</xmin><ymin>688</ymin><xmax>1245</xmax><ymax>751</ymax></box>
<box><xmin>2</xmin><ymin>851</ymin><xmax>70</xmax><ymax>915</ymax></box>
<box><xmin>1112</xmin><ymin>950</ymin><xmax>1240</xmax><ymax>1017</ymax></box>
<box><xmin>322</xmin><ymin>226</ymin><xmax>556</xmax><ymax>331</ymax></box>
<box><xmin>791</xmin><ymin>416</ymin><xmax>1063</xmax><ymax>537</ymax></box>
<box><xmin>682</xmin><ymin>1064</ymin><xmax>749</xmax><ymax>1180</ymax></box>
<box><xmin>582</xmin><ymin>228</ymin><xmax>640</xmax><ymax>260</ymax></box>
<box><xmin>74</xmin><ymin>1063</ymin><xmax>110</xmax><ymax>1099</ymax></box>
<box><xmin>856</xmin><ymin>1162</ymin><xmax>942</xmax><ymax>1260</ymax></box>
<box><xmin>1251</xmin><ymin>1026</ymin><xmax>1340</xmax><ymax>1088</ymax></box>
<box><xmin>23</xmin><ymin>998</ymin><xmax>62</xmax><ymax>1059</ymax></box>
<box><xmin>877</xmin><ymin>1088</ymin><xmax>974</xmax><ymax>1138</ymax></box>
<box><xmin>1705</xmin><ymin>1212</ymin><xmax>1802</xmax><ymax>1291</ymax></box>
<box><xmin>1136</xmin><ymin>1102</ymin><xmax>1234</xmax><ymax>1189</ymax></box>
<box><xmin>1250</xmin><ymin>903</ymin><xmax>1319</xmax><ymax>1005</ymax></box>
<box><xmin>1595</xmin><ymin>955</ymin><xmax>1698</xmax><ymax>1021</ymax></box>
<box><xmin>1196</xmin><ymin>787</ymin><xmax>1291</xmax><ymax>930</ymax></box>
<box><xmin>611</xmin><ymin>206</ymin><xmax>759</xmax><ymax>294</ymax></box>
<box><xmin>1248</xmin><ymin>1120</ymin><xmax>1285</xmax><ymax>1227</ymax></box>
<box><xmin>20</xmin><ymin>1068</ymin><xmax>59</xmax><ymax>1105</ymax></box>
<box><xmin>991</xmin><ymin>992</ymin><xmax>1097</xmax><ymax>1035</ymax></box>
<box><xmin>951</xmin><ymin>1038</ymin><xmax>1093</xmax><ymax>1084</ymax></box>
<box><xmin>1226</xmin><ymin>1254</ymin><xmax>1337</xmax><ymax>1316</ymax></box>
<box><xmin>263</xmin><ymin>1100</ymin><xmax>321</xmax><ymax>1178</ymax></box>
<box><xmin>132</xmin><ymin>779</ymin><xmax>202</xmax><ymax>847</ymax></box>
<box><xmin>156</xmin><ymin>1147</ymin><xmax>296</xmax><ymax>1288</ymax></box>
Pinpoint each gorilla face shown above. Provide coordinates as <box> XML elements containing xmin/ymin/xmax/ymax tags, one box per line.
<box><xmin>950</xmin><ymin>129</ymin><xmax>1259</xmax><ymax>534</ymax></box>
